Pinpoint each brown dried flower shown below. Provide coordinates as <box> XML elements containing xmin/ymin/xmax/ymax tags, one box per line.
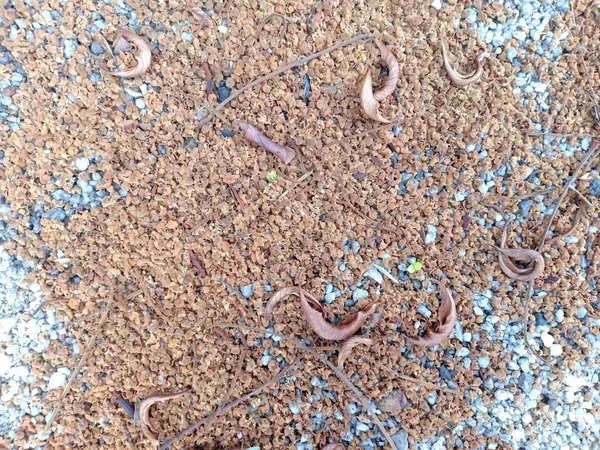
<box><xmin>357</xmin><ymin>70</ymin><xmax>392</xmax><ymax>123</ymax></box>
<box><xmin>441</xmin><ymin>34</ymin><xmax>485</xmax><ymax>86</ymax></box>
<box><xmin>373</xmin><ymin>41</ymin><xmax>399</xmax><ymax>101</ymax></box>
<box><xmin>134</xmin><ymin>390</ymin><xmax>190</xmax><ymax>442</ymax></box>
<box><xmin>406</xmin><ymin>281</ymin><xmax>456</xmax><ymax>346</ymax></box>
<box><xmin>265</xmin><ymin>287</ymin><xmax>380</xmax><ymax>341</ymax></box>
<box><xmin>337</xmin><ymin>336</ymin><xmax>374</xmax><ymax>369</ymax></box>
<box><xmin>111</xmin><ymin>28</ymin><xmax>152</xmax><ymax>78</ymax></box>
<box><xmin>493</xmin><ymin>221</ymin><xmax>545</xmax><ymax>281</ymax></box>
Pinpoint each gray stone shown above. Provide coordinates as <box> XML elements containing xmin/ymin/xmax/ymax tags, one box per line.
<box><xmin>352</xmin><ymin>288</ymin><xmax>369</xmax><ymax>302</ymax></box>
<box><xmin>63</xmin><ymin>39</ymin><xmax>77</xmax><ymax>59</ymax></box>
<box><xmin>240</xmin><ymin>283</ymin><xmax>254</xmax><ymax>298</ymax></box>
<box><xmin>90</xmin><ymin>41</ymin><xmax>105</xmax><ymax>55</ymax></box>
<box><xmin>390</xmin><ymin>429</ymin><xmax>408</xmax><ymax>450</ymax></box>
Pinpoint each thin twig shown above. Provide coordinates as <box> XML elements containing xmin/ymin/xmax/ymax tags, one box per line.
<box><xmin>495</xmin><ymin>187</ymin><xmax>555</xmax><ymax>202</ymax></box>
<box><xmin>279</xmin><ymin>170</ymin><xmax>314</xmax><ymax>199</ymax></box>
<box><xmin>362</xmin><ymin>355</ymin><xmax>459</xmax><ymax>394</ymax></box>
<box><xmin>212</xmin><ymin>323</ymin><xmax>398</xmax><ymax>450</ymax></box>
<box><xmin>569</xmin><ymin>185</ymin><xmax>595</xmax><ymax>209</ymax></box>
<box><xmin>337</xmin><ymin>199</ymin><xmax>379</xmax><ymax>225</ymax></box>
<box><xmin>32</xmin><ymin>298</ymin><xmax>69</xmax><ymax>316</ymax></box>
<box><xmin>41</xmin><ymin>293</ymin><xmax>116</xmax><ymax>438</ymax></box>
<box><xmin>227</xmin><ymin>183</ymin><xmax>245</xmax><ymax>207</ymax></box>
<box><xmin>198</xmin><ymin>33</ymin><xmax>375</xmax><ymax>126</ymax></box>
<box><xmin>161</xmin><ymin>357</ymin><xmax>301</xmax><ymax>449</ymax></box>
<box><xmin>528</xmin><ymin>132</ymin><xmax>598</xmax><ymax>139</ymax></box>
<box><xmin>203</xmin><ymin>61</ymin><xmax>215</xmax><ymax>95</ymax></box>
<box><xmin>218</xmin><ymin>279</ymin><xmax>246</xmax><ymax>299</ymax></box>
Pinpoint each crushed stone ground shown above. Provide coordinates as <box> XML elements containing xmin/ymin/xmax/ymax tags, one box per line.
<box><xmin>1</xmin><ymin>0</ymin><xmax>600</xmax><ymax>449</ymax></box>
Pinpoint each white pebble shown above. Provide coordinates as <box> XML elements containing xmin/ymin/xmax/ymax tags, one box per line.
<box><xmin>135</xmin><ymin>98</ymin><xmax>146</xmax><ymax>109</ymax></box>
<box><xmin>217</xmin><ymin>24</ymin><xmax>228</xmax><ymax>33</ymax></box>
<box><xmin>364</xmin><ymin>267</ymin><xmax>383</xmax><ymax>284</ymax></box>
<box><xmin>73</xmin><ymin>157</ymin><xmax>90</xmax><ymax>171</ymax></box>
<box><xmin>431</xmin><ymin>0</ymin><xmax>442</xmax><ymax>10</ymax></box>
<box><xmin>47</xmin><ymin>370</ymin><xmax>67</xmax><ymax>390</ymax></box>
<box><xmin>0</xmin><ymin>354</ymin><xmax>12</xmax><ymax>376</ymax></box>
<box><xmin>541</xmin><ymin>333</ymin><xmax>554</xmax><ymax>348</ymax></box>
<box><xmin>549</xmin><ymin>344</ymin><xmax>563</xmax><ymax>357</ymax></box>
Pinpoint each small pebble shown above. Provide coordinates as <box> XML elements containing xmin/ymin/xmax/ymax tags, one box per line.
<box><xmin>74</xmin><ymin>157</ymin><xmax>90</xmax><ymax>171</ymax></box>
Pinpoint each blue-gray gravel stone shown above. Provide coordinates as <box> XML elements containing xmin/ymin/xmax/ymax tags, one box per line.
<box><xmin>90</xmin><ymin>41</ymin><xmax>105</xmax><ymax>55</ymax></box>
<box><xmin>391</xmin><ymin>429</ymin><xmax>408</xmax><ymax>450</ymax></box>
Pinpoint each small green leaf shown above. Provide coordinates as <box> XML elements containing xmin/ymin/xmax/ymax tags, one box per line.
<box><xmin>407</xmin><ymin>261</ymin><xmax>422</xmax><ymax>274</ymax></box>
<box><xmin>266</xmin><ymin>170</ymin><xmax>278</xmax><ymax>183</ymax></box>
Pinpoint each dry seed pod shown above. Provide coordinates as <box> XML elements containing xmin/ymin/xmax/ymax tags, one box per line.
<box><xmin>441</xmin><ymin>34</ymin><xmax>485</xmax><ymax>86</ymax></box>
<box><xmin>337</xmin><ymin>336</ymin><xmax>374</xmax><ymax>369</ymax></box>
<box><xmin>111</xmin><ymin>27</ymin><xmax>152</xmax><ymax>78</ymax></box>
<box><xmin>493</xmin><ymin>221</ymin><xmax>545</xmax><ymax>281</ymax></box>
<box><xmin>406</xmin><ymin>281</ymin><xmax>456</xmax><ymax>346</ymax></box>
<box><xmin>373</xmin><ymin>41</ymin><xmax>399</xmax><ymax>101</ymax></box>
<box><xmin>357</xmin><ymin>71</ymin><xmax>392</xmax><ymax>123</ymax></box>
<box><xmin>134</xmin><ymin>390</ymin><xmax>190</xmax><ymax>442</ymax></box>
<box><xmin>235</xmin><ymin>120</ymin><xmax>296</xmax><ymax>164</ymax></box>
<box><xmin>266</xmin><ymin>287</ymin><xmax>380</xmax><ymax>340</ymax></box>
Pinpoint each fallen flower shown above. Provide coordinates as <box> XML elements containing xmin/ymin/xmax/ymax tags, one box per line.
<box><xmin>373</xmin><ymin>41</ymin><xmax>399</xmax><ymax>101</ymax></box>
<box><xmin>235</xmin><ymin>120</ymin><xmax>296</xmax><ymax>164</ymax></box>
<box><xmin>134</xmin><ymin>390</ymin><xmax>190</xmax><ymax>442</ymax></box>
<box><xmin>406</xmin><ymin>281</ymin><xmax>456</xmax><ymax>346</ymax></box>
<box><xmin>338</xmin><ymin>336</ymin><xmax>374</xmax><ymax>370</ymax></box>
<box><xmin>111</xmin><ymin>27</ymin><xmax>152</xmax><ymax>78</ymax></box>
<box><xmin>493</xmin><ymin>221</ymin><xmax>545</xmax><ymax>281</ymax></box>
<box><xmin>440</xmin><ymin>34</ymin><xmax>485</xmax><ymax>86</ymax></box>
<box><xmin>265</xmin><ymin>287</ymin><xmax>380</xmax><ymax>341</ymax></box>
<box><xmin>357</xmin><ymin>70</ymin><xmax>392</xmax><ymax>123</ymax></box>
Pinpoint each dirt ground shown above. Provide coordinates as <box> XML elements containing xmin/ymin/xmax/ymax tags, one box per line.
<box><xmin>1</xmin><ymin>0</ymin><xmax>600</xmax><ymax>449</ymax></box>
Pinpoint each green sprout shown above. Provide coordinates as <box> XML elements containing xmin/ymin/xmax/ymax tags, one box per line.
<box><xmin>407</xmin><ymin>261</ymin><xmax>422</xmax><ymax>274</ymax></box>
<box><xmin>266</xmin><ymin>170</ymin><xmax>278</xmax><ymax>183</ymax></box>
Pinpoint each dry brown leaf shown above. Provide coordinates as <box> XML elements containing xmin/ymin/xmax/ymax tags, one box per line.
<box><xmin>337</xmin><ymin>336</ymin><xmax>374</xmax><ymax>369</ymax></box>
<box><xmin>357</xmin><ymin>71</ymin><xmax>392</xmax><ymax>123</ymax></box>
<box><xmin>235</xmin><ymin>120</ymin><xmax>296</xmax><ymax>164</ymax></box>
<box><xmin>111</xmin><ymin>27</ymin><xmax>152</xmax><ymax>78</ymax></box>
<box><xmin>406</xmin><ymin>281</ymin><xmax>456</xmax><ymax>346</ymax></box>
<box><xmin>134</xmin><ymin>390</ymin><xmax>190</xmax><ymax>442</ymax></box>
<box><xmin>265</xmin><ymin>287</ymin><xmax>381</xmax><ymax>341</ymax></box>
<box><xmin>493</xmin><ymin>221</ymin><xmax>545</xmax><ymax>281</ymax></box>
<box><xmin>321</xmin><ymin>445</ymin><xmax>345</xmax><ymax>450</ymax></box>
<box><xmin>379</xmin><ymin>389</ymin><xmax>408</xmax><ymax>413</ymax></box>
<box><xmin>188</xmin><ymin>249</ymin><xmax>207</xmax><ymax>277</ymax></box>
<box><xmin>441</xmin><ymin>34</ymin><xmax>485</xmax><ymax>86</ymax></box>
<box><xmin>373</xmin><ymin>41</ymin><xmax>399</xmax><ymax>101</ymax></box>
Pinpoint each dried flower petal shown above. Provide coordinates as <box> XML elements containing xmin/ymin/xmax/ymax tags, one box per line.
<box><xmin>493</xmin><ymin>222</ymin><xmax>545</xmax><ymax>281</ymax></box>
<box><xmin>111</xmin><ymin>28</ymin><xmax>152</xmax><ymax>78</ymax></box>
<box><xmin>235</xmin><ymin>120</ymin><xmax>296</xmax><ymax>164</ymax></box>
<box><xmin>406</xmin><ymin>281</ymin><xmax>456</xmax><ymax>346</ymax></box>
<box><xmin>373</xmin><ymin>42</ymin><xmax>399</xmax><ymax>101</ymax></box>
<box><xmin>266</xmin><ymin>287</ymin><xmax>380</xmax><ymax>341</ymax></box>
<box><xmin>357</xmin><ymin>71</ymin><xmax>392</xmax><ymax>123</ymax></box>
<box><xmin>441</xmin><ymin>34</ymin><xmax>485</xmax><ymax>86</ymax></box>
<box><xmin>338</xmin><ymin>336</ymin><xmax>374</xmax><ymax>369</ymax></box>
<box><xmin>134</xmin><ymin>390</ymin><xmax>190</xmax><ymax>442</ymax></box>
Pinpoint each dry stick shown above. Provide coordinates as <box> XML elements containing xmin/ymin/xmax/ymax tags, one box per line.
<box><xmin>198</xmin><ymin>33</ymin><xmax>375</xmax><ymax>126</ymax></box>
<box><xmin>528</xmin><ymin>132</ymin><xmax>598</xmax><ymax>139</ymax></box>
<box><xmin>212</xmin><ymin>323</ymin><xmax>398</xmax><ymax>450</ymax></box>
<box><xmin>569</xmin><ymin>185</ymin><xmax>595</xmax><ymax>209</ymax></box>
<box><xmin>495</xmin><ymin>187</ymin><xmax>555</xmax><ymax>202</ymax></box>
<box><xmin>362</xmin><ymin>355</ymin><xmax>459</xmax><ymax>394</ymax></box>
<box><xmin>41</xmin><ymin>289</ymin><xmax>127</xmax><ymax>438</ymax></box>
<box><xmin>279</xmin><ymin>170</ymin><xmax>314</xmax><ymax>199</ymax></box>
<box><xmin>161</xmin><ymin>357</ymin><xmax>301</xmax><ymax>450</ymax></box>
<box><xmin>547</xmin><ymin>207</ymin><xmax>584</xmax><ymax>244</ymax></box>
<box><xmin>523</xmin><ymin>141</ymin><xmax>600</xmax><ymax>356</ymax></box>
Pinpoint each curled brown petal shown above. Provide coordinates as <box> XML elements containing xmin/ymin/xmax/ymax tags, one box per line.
<box><xmin>493</xmin><ymin>222</ymin><xmax>545</xmax><ymax>281</ymax></box>
<box><xmin>111</xmin><ymin>27</ymin><xmax>152</xmax><ymax>78</ymax></box>
<box><xmin>235</xmin><ymin>120</ymin><xmax>296</xmax><ymax>164</ymax></box>
<box><xmin>134</xmin><ymin>390</ymin><xmax>190</xmax><ymax>442</ymax></box>
<box><xmin>186</xmin><ymin>0</ymin><xmax>216</xmax><ymax>25</ymax></box>
<box><xmin>264</xmin><ymin>286</ymin><xmax>320</xmax><ymax>320</ymax></box>
<box><xmin>373</xmin><ymin>42</ymin><xmax>399</xmax><ymax>102</ymax></box>
<box><xmin>357</xmin><ymin>71</ymin><xmax>392</xmax><ymax>123</ymax></box>
<box><xmin>266</xmin><ymin>287</ymin><xmax>380</xmax><ymax>341</ymax></box>
<box><xmin>337</xmin><ymin>336</ymin><xmax>374</xmax><ymax>370</ymax></box>
<box><xmin>441</xmin><ymin>34</ymin><xmax>485</xmax><ymax>86</ymax></box>
<box><xmin>406</xmin><ymin>281</ymin><xmax>456</xmax><ymax>346</ymax></box>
